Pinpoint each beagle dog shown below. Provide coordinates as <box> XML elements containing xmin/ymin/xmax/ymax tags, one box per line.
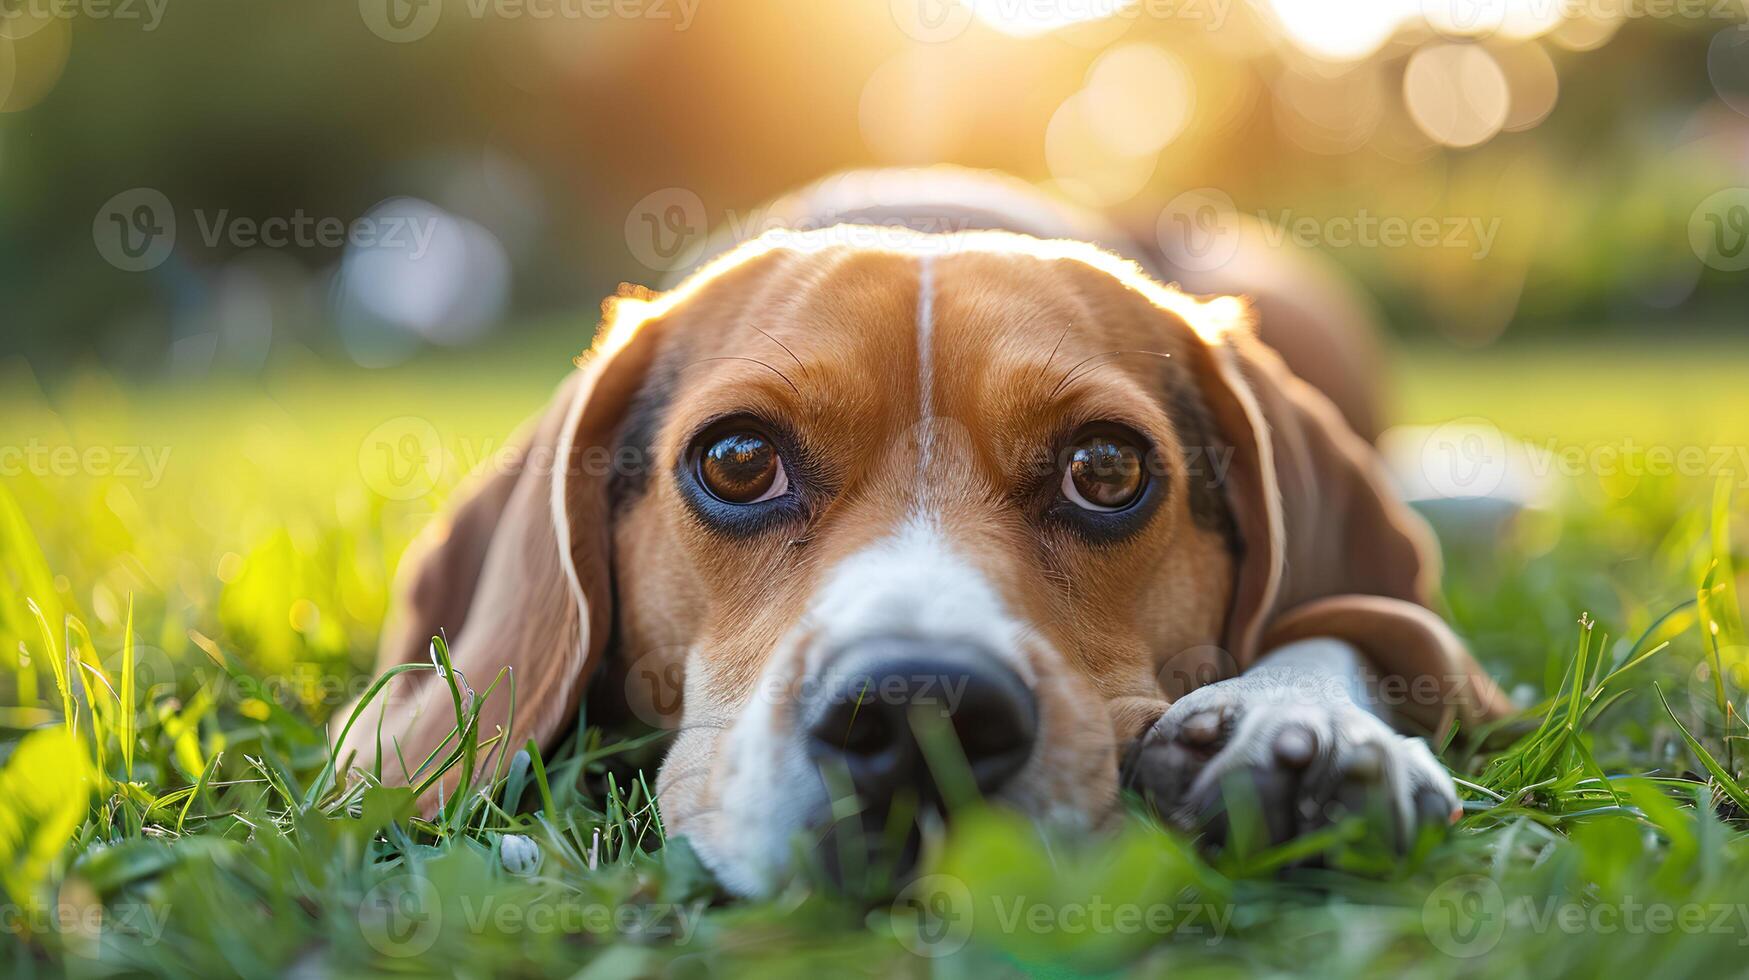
<box><xmin>336</xmin><ymin>169</ymin><xmax>1508</xmax><ymax>896</ymax></box>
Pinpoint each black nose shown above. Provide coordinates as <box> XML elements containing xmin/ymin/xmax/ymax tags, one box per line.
<box><xmin>805</xmin><ymin>637</ymin><xmax>1038</xmax><ymax>807</ymax></box>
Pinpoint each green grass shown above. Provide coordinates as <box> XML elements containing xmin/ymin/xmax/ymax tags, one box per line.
<box><xmin>3</xmin><ymin>339</ymin><xmax>1749</xmax><ymax>977</ymax></box>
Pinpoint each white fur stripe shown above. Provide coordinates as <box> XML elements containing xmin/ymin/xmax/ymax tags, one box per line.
<box><xmin>915</xmin><ymin>254</ymin><xmax>937</xmax><ymax>477</ymax></box>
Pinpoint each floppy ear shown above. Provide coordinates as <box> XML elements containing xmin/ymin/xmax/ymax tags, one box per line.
<box><xmin>334</xmin><ymin>310</ymin><xmax>666</xmax><ymax>811</ymax></box>
<box><xmin>1181</xmin><ymin>325</ymin><xmax>1509</xmax><ymax>734</ymax></box>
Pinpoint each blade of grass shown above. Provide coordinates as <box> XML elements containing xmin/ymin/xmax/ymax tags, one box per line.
<box><xmin>526</xmin><ymin>739</ymin><xmax>556</xmax><ymax>817</ymax></box>
<box><xmin>27</xmin><ymin>598</ymin><xmax>75</xmax><ymax>739</ymax></box>
<box><xmin>121</xmin><ymin>595</ymin><xmax>135</xmax><ymax>782</ymax></box>
<box><xmin>1655</xmin><ymin>683</ymin><xmax>1749</xmax><ymax>813</ymax></box>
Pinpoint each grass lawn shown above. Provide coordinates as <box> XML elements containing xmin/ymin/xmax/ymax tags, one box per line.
<box><xmin>2</xmin><ymin>335</ymin><xmax>1748</xmax><ymax>977</ymax></box>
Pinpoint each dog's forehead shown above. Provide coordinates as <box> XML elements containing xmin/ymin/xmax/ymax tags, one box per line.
<box><xmin>657</xmin><ymin>243</ymin><xmax>1184</xmax><ymax>427</ymax></box>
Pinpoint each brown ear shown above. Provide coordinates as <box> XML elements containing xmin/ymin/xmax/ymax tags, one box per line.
<box><xmin>1183</xmin><ymin>326</ymin><xmax>1508</xmax><ymax>734</ymax></box>
<box><xmin>334</xmin><ymin>316</ymin><xmax>665</xmax><ymax>811</ymax></box>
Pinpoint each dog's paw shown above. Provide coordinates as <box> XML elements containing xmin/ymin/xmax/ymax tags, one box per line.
<box><xmin>1122</xmin><ymin>679</ymin><xmax>1460</xmax><ymax>852</ymax></box>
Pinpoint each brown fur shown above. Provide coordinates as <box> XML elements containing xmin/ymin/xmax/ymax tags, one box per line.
<box><xmin>334</xmin><ymin>172</ymin><xmax>1506</xmax><ymax>852</ymax></box>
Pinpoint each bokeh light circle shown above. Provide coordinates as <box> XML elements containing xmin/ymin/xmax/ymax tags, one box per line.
<box><xmin>1273</xmin><ymin>62</ymin><xmax>1387</xmax><ymax>154</ymax></box>
<box><xmin>1045</xmin><ymin>90</ymin><xmax>1156</xmax><ymax>207</ymax></box>
<box><xmin>1496</xmin><ymin>41</ymin><xmax>1559</xmax><ymax>132</ymax></box>
<box><xmin>1271</xmin><ymin>0</ymin><xmax>1407</xmax><ymax>61</ymax></box>
<box><xmin>1082</xmin><ymin>43</ymin><xmax>1195</xmax><ymax>157</ymax></box>
<box><xmin>1404</xmin><ymin>43</ymin><xmax>1510</xmax><ymax>148</ymax></box>
<box><xmin>1707</xmin><ymin>27</ymin><xmax>1749</xmax><ymax>119</ymax></box>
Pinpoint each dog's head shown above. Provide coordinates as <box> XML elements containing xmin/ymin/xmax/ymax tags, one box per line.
<box><xmin>342</xmin><ymin>227</ymin><xmax>1496</xmax><ymax>895</ymax></box>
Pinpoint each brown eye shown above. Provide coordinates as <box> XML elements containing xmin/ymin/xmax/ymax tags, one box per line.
<box><xmin>698</xmin><ymin>430</ymin><xmax>788</xmax><ymax>504</ymax></box>
<box><xmin>1062</xmin><ymin>433</ymin><xmax>1146</xmax><ymax>511</ymax></box>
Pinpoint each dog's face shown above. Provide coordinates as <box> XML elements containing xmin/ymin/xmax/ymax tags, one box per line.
<box><xmin>600</xmin><ymin>234</ymin><xmax>1246</xmax><ymax>894</ymax></box>
<box><xmin>341</xmin><ymin>224</ymin><xmax>1497</xmax><ymax>897</ymax></box>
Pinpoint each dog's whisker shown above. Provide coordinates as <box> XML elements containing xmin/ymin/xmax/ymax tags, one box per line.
<box><xmin>751</xmin><ymin>325</ymin><xmax>807</xmax><ymax>377</ymax></box>
<box><xmin>1049</xmin><ymin>349</ymin><xmax>1174</xmax><ymax>399</ymax></box>
<box><xmin>668</xmin><ymin>722</ymin><xmax>731</xmax><ymax>736</ymax></box>
<box><xmin>688</xmin><ymin>355</ymin><xmax>802</xmax><ymax>396</ymax></box>
<box><xmin>1037</xmin><ymin>319</ymin><xmax>1075</xmax><ymax>387</ymax></box>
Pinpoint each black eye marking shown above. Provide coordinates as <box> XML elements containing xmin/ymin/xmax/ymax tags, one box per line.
<box><xmin>610</xmin><ymin>350</ymin><xmax>682</xmax><ymax>512</ymax></box>
<box><xmin>1164</xmin><ymin>381</ymin><xmax>1239</xmax><ymax>554</ymax></box>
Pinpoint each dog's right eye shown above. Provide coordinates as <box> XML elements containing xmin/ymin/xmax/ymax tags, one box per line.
<box><xmin>696</xmin><ymin>429</ymin><xmax>788</xmax><ymax>504</ymax></box>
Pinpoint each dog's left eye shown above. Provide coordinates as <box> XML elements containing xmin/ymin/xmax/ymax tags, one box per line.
<box><xmin>1061</xmin><ymin>432</ymin><xmax>1147</xmax><ymax>512</ymax></box>
<box><xmin>697</xmin><ymin>429</ymin><xmax>789</xmax><ymax>504</ymax></box>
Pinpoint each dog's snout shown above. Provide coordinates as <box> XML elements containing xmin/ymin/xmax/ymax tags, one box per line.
<box><xmin>805</xmin><ymin>638</ymin><xmax>1037</xmax><ymax>804</ymax></box>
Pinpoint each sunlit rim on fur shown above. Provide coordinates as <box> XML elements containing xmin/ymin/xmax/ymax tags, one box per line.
<box><xmin>586</xmin><ymin>226</ymin><xmax>1252</xmax><ymax>362</ymax></box>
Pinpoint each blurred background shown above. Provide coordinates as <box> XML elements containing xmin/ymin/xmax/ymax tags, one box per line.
<box><xmin>6</xmin><ymin>10</ymin><xmax>1749</xmax><ymax>970</ymax></box>
<box><xmin>2</xmin><ymin>0</ymin><xmax>1748</xmax><ymax>712</ymax></box>
<box><xmin>3</xmin><ymin>0</ymin><xmax>1748</xmax><ymax>372</ymax></box>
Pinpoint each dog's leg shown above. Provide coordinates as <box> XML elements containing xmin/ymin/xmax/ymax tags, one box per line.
<box><xmin>1122</xmin><ymin>638</ymin><xmax>1460</xmax><ymax>850</ymax></box>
